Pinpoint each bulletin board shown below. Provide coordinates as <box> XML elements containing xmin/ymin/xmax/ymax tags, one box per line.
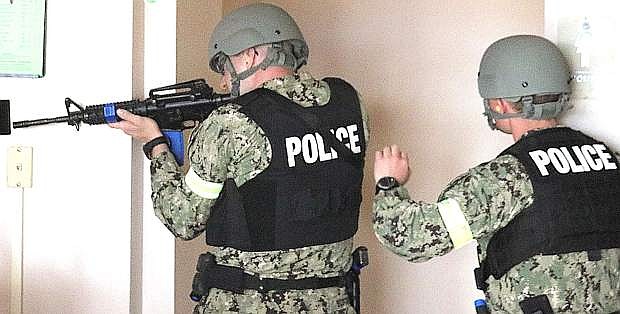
<box><xmin>0</xmin><ymin>0</ymin><xmax>47</xmax><ymax>78</ymax></box>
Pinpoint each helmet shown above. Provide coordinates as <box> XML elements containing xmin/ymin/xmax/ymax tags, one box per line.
<box><xmin>477</xmin><ymin>35</ymin><xmax>572</xmax><ymax>128</ymax></box>
<box><xmin>208</xmin><ymin>4</ymin><xmax>308</xmax><ymax>96</ymax></box>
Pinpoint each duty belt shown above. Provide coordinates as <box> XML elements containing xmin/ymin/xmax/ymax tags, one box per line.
<box><xmin>190</xmin><ymin>252</ymin><xmax>345</xmax><ymax>299</ymax></box>
<box><xmin>190</xmin><ymin>247</ymin><xmax>369</xmax><ymax>314</ymax></box>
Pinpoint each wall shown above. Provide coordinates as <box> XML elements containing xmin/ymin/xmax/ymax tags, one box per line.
<box><xmin>172</xmin><ymin>1</ymin><xmax>544</xmax><ymax>313</ymax></box>
<box><xmin>1</xmin><ymin>1</ymin><xmax>181</xmax><ymax>313</ymax></box>
<box><xmin>174</xmin><ymin>1</ymin><xmax>222</xmax><ymax>312</ymax></box>
<box><xmin>0</xmin><ymin>1</ymin><xmax>134</xmax><ymax>313</ymax></box>
<box><xmin>265</xmin><ymin>1</ymin><xmax>544</xmax><ymax>313</ymax></box>
<box><xmin>141</xmin><ymin>2</ymin><xmax>177</xmax><ymax>314</ymax></box>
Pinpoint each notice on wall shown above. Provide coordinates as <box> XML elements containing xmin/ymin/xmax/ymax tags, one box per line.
<box><xmin>0</xmin><ymin>0</ymin><xmax>46</xmax><ymax>78</ymax></box>
<box><xmin>545</xmin><ymin>0</ymin><xmax>620</xmax><ymax>147</ymax></box>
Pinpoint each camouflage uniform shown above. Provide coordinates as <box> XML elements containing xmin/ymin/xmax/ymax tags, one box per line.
<box><xmin>373</xmin><ymin>131</ymin><xmax>620</xmax><ymax>313</ymax></box>
<box><xmin>151</xmin><ymin>72</ymin><xmax>369</xmax><ymax>313</ymax></box>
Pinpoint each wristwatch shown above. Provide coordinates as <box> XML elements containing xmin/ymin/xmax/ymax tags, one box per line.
<box><xmin>375</xmin><ymin>176</ymin><xmax>400</xmax><ymax>194</ymax></box>
<box><xmin>143</xmin><ymin>136</ymin><xmax>169</xmax><ymax>160</ymax></box>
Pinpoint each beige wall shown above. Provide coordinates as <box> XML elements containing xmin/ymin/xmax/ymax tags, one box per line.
<box><xmin>174</xmin><ymin>1</ymin><xmax>543</xmax><ymax>313</ymax></box>
<box><xmin>264</xmin><ymin>2</ymin><xmax>543</xmax><ymax>313</ymax></box>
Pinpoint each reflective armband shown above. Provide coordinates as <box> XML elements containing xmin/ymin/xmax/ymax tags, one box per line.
<box><xmin>437</xmin><ymin>198</ymin><xmax>474</xmax><ymax>249</ymax></box>
<box><xmin>184</xmin><ymin>167</ymin><xmax>223</xmax><ymax>199</ymax></box>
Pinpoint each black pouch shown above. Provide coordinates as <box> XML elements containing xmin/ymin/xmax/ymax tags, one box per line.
<box><xmin>345</xmin><ymin>246</ymin><xmax>368</xmax><ymax>314</ymax></box>
<box><xmin>519</xmin><ymin>295</ymin><xmax>554</xmax><ymax>314</ymax></box>
<box><xmin>189</xmin><ymin>253</ymin><xmax>216</xmax><ymax>301</ymax></box>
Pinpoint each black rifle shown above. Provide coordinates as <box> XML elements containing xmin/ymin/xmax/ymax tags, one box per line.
<box><xmin>12</xmin><ymin>79</ymin><xmax>233</xmax><ymax>164</ymax></box>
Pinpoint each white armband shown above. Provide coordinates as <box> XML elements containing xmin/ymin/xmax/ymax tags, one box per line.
<box><xmin>437</xmin><ymin>198</ymin><xmax>474</xmax><ymax>249</ymax></box>
<box><xmin>184</xmin><ymin>167</ymin><xmax>223</xmax><ymax>199</ymax></box>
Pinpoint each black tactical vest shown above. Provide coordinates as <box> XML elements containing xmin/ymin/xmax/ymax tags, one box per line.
<box><xmin>206</xmin><ymin>78</ymin><xmax>366</xmax><ymax>251</ymax></box>
<box><xmin>480</xmin><ymin>127</ymin><xmax>620</xmax><ymax>281</ymax></box>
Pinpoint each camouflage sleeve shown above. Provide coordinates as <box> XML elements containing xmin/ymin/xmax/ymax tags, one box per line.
<box><xmin>373</xmin><ymin>186</ymin><xmax>453</xmax><ymax>262</ymax></box>
<box><xmin>150</xmin><ymin>104</ymin><xmax>270</xmax><ymax>240</ymax></box>
<box><xmin>372</xmin><ymin>154</ymin><xmax>534</xmax><ymax>262</ymax></box>
<box><xmin>150</xmin><ymin>150</ymin><xmax>215</xmax><ymax>240</ymax></box>
<box><xmin>438</xmin><ymin>154</ymin><xmax>533</xmax><ymax>248</ymax></box>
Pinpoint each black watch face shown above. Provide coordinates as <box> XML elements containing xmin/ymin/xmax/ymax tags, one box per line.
<box><xmin>377</xmin><ymin>176</ymin><xmax>397</xmax><ymax>190</ymax></box>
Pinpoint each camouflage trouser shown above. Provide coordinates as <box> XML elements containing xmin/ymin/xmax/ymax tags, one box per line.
<box><xmin>192</xmin><ymin>287</ymin><xmax>355</xmax><ymax>314</ymax></box>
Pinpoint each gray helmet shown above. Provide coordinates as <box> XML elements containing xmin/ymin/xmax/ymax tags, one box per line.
<box><xmin>477</xmin><ymin>35</ymin><xmax>572</xmax><ymax>128</ymax></box>
<box><xmin>207</xmin><ymin>4</ymin><xmax>308</xmax><ymax>95</ymax></box>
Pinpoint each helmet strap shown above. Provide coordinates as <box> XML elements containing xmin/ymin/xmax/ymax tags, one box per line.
<box><xmin>483</xmin><ymin>99</ymin><xmax>521</xmax><ymax>130</ymax></box>
<box><xmin>521</xmin><ymin>94</ymin><xmax>571</xmax><ymax>120</ymax></box>
<box><xmin>224</xmin><ymin>47</ymin><xmax>279</xmax><ymax>96</ymax></box>
<box><xmin>483</xmin><ymin>93</ymin><xmax>571</xmax><ymax>129</ymax></box>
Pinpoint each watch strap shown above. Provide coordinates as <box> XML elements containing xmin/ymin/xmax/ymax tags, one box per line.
<box><xmin>143</xmin><ymin>135</ymin><xmax>169</xmax><ymax>160</ymax></box>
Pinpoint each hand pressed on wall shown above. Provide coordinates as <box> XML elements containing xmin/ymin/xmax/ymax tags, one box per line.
<box><xmin>374</xmin><ymin>144</ymin><xmax>410</xmax><ymax>184</ymax></box>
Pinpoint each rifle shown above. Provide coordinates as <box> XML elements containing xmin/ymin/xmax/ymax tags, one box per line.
<box><xmin>12</xmin><ymin>79</ymin><xmax>234</xmax><ymax>165</ymax></box>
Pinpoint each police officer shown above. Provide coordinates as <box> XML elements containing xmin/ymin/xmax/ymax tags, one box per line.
<box><xmin>373</xmin><ymin>35</ymin><xmax>619</xmax><ymax>313</ymax></box>
<box><xmin>110</xmin><ymin>3</ymin><xmax>369</xmax><ymax>313</ymax></box>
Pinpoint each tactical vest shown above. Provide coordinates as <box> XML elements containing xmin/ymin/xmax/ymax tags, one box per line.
<box><xmin>478</xmin><ymin>127</ymin><xmax>620</xmax><ymax>283</ymax></box>
<box><xmin>206</xmin><ymin>77</ymin><xmax>366</xmax><ymax>251</ymax></box>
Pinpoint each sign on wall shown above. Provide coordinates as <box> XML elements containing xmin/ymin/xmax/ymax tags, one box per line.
<box><xmin>545</xmin><ymin>0</ymin><xmax>620</xmax><ymax>147</ymax></box>
<box><xmin>0</xmin><ymin>0</ymin><xmax>47</xmax><ymax>78</ymax></box>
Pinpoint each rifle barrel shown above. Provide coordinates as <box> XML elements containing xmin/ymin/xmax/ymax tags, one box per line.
<box><xmin>13</xmin><ymin>116</ymin><xmax>70</xmax><ymax>128</ymax></box>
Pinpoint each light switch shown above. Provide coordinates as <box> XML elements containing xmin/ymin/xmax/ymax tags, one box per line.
<box><xmin>7</xmin><ymin>146</ymin><xmax>33</xmax><ymax>188</ymax></box>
